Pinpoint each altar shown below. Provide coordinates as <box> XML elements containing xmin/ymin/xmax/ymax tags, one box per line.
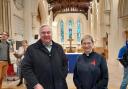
<box><xmin>66</xmin><ymin>53</ymin><xmax>82</xmax><ymax>73</ymax></box>
<box><xmin>65</xmin><ymin>37</ymin><xmax>82</xmax><ymax>73</ymax></box>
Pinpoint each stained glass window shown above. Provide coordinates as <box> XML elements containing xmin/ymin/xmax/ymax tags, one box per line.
<box><xmin>68</xmin><ymin>19</ymin><xmax>73</xmax><ymax>39</ymax></box>
<box><xmin>77</xmin><ymin>18</ymin><xmax>81</xmax><ymax>42</ymax></box>
<box><xmin>60</xmin><ymin>20</ymin><xmax>64</xmax><ymax>43</ymax></box>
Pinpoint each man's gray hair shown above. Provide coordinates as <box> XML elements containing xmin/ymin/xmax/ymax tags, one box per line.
<box><xmin>39</xmin><ymin>24</ymin><xmax>52</xmax><ymax>31</ymax></box>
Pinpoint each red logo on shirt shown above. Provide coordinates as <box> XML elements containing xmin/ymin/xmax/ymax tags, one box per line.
<box><xmin>91</xmin><ymin>59</ymin><xmax>96</xmax><ymax>65</ymax></box>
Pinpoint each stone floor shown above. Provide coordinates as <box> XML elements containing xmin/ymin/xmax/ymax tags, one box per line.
<box><xmin>1</xmin><ymin>59</ymin><xmax>127</xmax><ymax>89</ymax></box>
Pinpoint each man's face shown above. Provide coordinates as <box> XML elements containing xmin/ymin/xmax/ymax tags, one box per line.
<box><xmin>81</xmin><ymin>38</ymin><xmax>94</xmax><ymax>53</ymax></box>
<box><xmin>2</xmin><ymin>32</ymin><xmax>9</xmax><ymax>40</ymax></box>
<box><xmin>39</xmin><ymin>26</ymin><xmax>52</xmax><ymax>45</ymax></box>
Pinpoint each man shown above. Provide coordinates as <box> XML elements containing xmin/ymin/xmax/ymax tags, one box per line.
<box><xmin>118</xmin><ymin>40</ymin><xmax>128</xmax><ymax>89</ymax></box>
<box><xmin>22</xmin><ymin>24</ymin><xmax>68</xmax><ymax>89</ymax></box>
<box><xmin>0</xmin><ymin>32</ymin><xmax>10</xmax><ymax>89</ymax></box>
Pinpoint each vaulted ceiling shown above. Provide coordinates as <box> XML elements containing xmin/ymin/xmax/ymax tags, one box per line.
<box><xmin>47</xmin><ymin>0</ymin><xmax>93</xmax><ymax>20</ymax></box>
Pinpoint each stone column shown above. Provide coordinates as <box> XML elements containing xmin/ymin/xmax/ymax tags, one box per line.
<box><xmin>95</xmin><ymin>2</ymin><xmax>103</xmax><ymax>47</ymax></box>
<box><xmin>108</xmin><ymin>0</ymin><xmax>119</xmax><ymax>60</ymax></box>
<box><xmin>3</xmin><ymin>0</ymin><xmax>9</xmax><ymax>32</ymax></box>
<box><xmin>0</xmin><ymin>0</ymin><xmax>3</xmax><ymax>33</ymax></box>
<box><xmin>91</xmin><ymin>0</ymin><xmax>97</xmax><ymax>43</ymax></box>
<box><xmin>32</xmin><ymin>12</ymin><xmax>38</xmax><ymax>34</ymax></box>
<box><xmin>90</xmin><ymin>2</ymin><xmax>95</xmax><ymax>39</ymax></box>
<box><xmin>24</xmin><ymin>0</ymin><xmax>33</xmax><ymax>44</ymax></box>
<box><xmin>88</xmin><ymin>6</ymin><xmax>92</xmax><ymax>35</ymax></box>
<box><xmin>7</xmin><ymin>0</ymin><xmax>12</xmax><ymax>37</ymax></box>
<box><xmin>0</xmin><ymin>0</ymin><xmax>11</xmax><ymax>33</ymax></box>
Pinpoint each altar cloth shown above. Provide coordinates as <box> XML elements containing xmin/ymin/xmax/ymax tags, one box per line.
<box><xmin>66</xmin><ymin>53</ymin><xmax>82</xmax><ymax>73</ymax></box>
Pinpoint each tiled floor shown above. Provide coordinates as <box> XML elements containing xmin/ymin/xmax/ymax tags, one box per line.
<box><xmin>1</xmin><ymin>59</ymin><xmax>126</xmax><ymax>89</ymax></box>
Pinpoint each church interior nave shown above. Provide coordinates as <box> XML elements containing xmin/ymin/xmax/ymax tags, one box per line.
<box><xmin>0</xmin><ymin>0</ymin><xmax>128</xmax><ymax>89</ymax></box>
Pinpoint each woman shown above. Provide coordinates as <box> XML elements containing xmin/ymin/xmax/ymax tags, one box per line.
<box><xmin>73</xmin><ymin>35</ymin><xmax>108</xmax><ymax>89</ymax></box>
<box><xmin>14</xmin><ymin>40</ymin><xmax>28</xmax><ymax>86</ymax></box>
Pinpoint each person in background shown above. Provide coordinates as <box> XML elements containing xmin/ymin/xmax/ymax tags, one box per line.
<box><xmin>73</xmin><ymin>35</ymin><xmax>108</xmax><ymax>89</ymax></box>
<box><xmin>0</xmin><ymin>34</ymin><xmax>2</xmax><ymax>42</ymax></box>
<box><xmin>14</xmin><ymin>40</ymin><xmax>28</xmax><ymax>86</ymax></box>
<box><xmin>118</xmin><ymin>40</ymin><xmax>128</xmax><ymax>89</ymax></box>
<box><xmin>0</xmin><ymin>32</ymin><xmax>10</xmax><ymax>89</ymax></box>
<box><xmin>21</xmin><ymin>24</ymin><xmax>68</xmax><ymax>89</ymax></box>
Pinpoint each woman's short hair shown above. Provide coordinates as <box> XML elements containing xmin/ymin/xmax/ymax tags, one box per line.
<box><xmin>81</xmin><ymin>35</ymin><xmax>94</xmax><ymax>44</ymax></box>
<box><xmin>22</xmin><ymin>40</ymin><xmax>28</xmax><ymax>44</ymax></box>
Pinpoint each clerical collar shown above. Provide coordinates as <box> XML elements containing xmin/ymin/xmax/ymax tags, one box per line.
<box><xmin>84</xmin><ymin>50</ymin><xmax>93</xmax><ymax>56</ymax></box>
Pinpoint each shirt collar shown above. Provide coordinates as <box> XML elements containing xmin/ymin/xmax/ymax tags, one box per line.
<box><xmin>43</xmin><ymin>41</ymin><xmax>52</xmax><ymax>47</ymax></box>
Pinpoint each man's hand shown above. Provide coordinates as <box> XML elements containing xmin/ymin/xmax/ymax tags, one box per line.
<box><xmin>34</xmin><ymin>83</ymin><xmax>44</xmax><ymax>89</ymax></box>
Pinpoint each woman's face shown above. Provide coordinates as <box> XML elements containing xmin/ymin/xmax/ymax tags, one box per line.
<box><xmin>22</xmin><ymin>41</ymin><xmax>27</xmax><ymax>46</ymax></box>
<box><xmin>81</xmin><ymin>38</ymin><xmax>94</xmax><ymax>54</ymax></box>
